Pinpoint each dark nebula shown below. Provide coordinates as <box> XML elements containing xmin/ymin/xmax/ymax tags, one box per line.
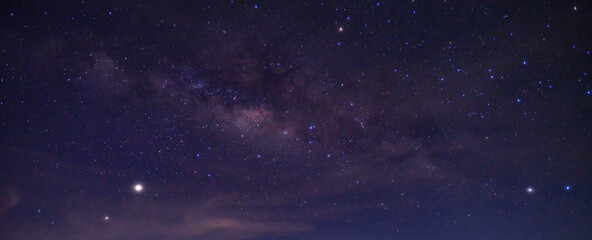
<box><xmin>1</xmin><ymin>1</ymin><xmax>591</xmax><ymax>239</ymax></box>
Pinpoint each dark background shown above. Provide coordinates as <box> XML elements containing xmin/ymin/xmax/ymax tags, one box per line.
<box><xmin>1</xmin><ymin>0</ymin><xmax>591</xmax><ymax>239</ymax></box>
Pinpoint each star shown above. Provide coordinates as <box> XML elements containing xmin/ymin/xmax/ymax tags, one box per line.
<box><xmin>134</xmin><ymin>184</ymin><xmax>143</xmax><ymax>193</ymax></box>
<box><xmin>526</xmin><ymin>187</ymin><xmax>534</xmax><ymax>194</ymax></box>
<box><xmin>104</xmin><ymin>216</ymin><xmax>110</xmax><ymax>221</ymax></box>
<box><xmin>338</xmin><ymin>27</ymin><xmax>344</xmax><ymax>32</ymax></box>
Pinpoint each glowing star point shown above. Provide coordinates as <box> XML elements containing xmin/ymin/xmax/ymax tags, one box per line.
<box><xmin>134</xmin><ymin>184</ymin><xmax>143</xmax><ymax>193</ymax></box>
<box><xmin>526</xmin><ymin>187</ymin><xmax>534</xmax><ymax>194</ymax></box>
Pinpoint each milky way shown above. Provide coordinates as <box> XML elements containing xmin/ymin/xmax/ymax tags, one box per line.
<box><xmin>1</xmin><ymin>1</ymin><xmax>591</xmax><ymax>239</ymax></box>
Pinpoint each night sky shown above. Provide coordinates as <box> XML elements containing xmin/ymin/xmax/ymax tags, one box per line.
<box><xmin>1</xmin><ymin>1</ymin><xmax>591</xmax><ymax>239</ymax></box>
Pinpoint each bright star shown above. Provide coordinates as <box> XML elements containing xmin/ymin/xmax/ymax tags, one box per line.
<box><xmin>338</xmin><ymin>27</ymin><xmax>344</xmax><ymax>32</ymax></box>
<box><xmin>134</xmin><ymin>184</ymin><xmax>143</xmax><ymax>193</ymax></box>
<box><xmin>104</xmin><ymin>216</ymin><xmax>110</xmax><ymax>221</ymax></box>
<box><xmin>526</xmin><ymin>187</ymin><xmax>534</xmax><ymax>194</ymax></box>
<box><xmin>565</xmin><ymin>185</ymin><xmax>571</xmax><ymax>191</ymax></box>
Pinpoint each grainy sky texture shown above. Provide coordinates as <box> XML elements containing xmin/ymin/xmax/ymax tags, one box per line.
<box><xmin>1</xmin><ymin>1</ymin><xmax>591</xmax><ymax>239</ymax></box>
